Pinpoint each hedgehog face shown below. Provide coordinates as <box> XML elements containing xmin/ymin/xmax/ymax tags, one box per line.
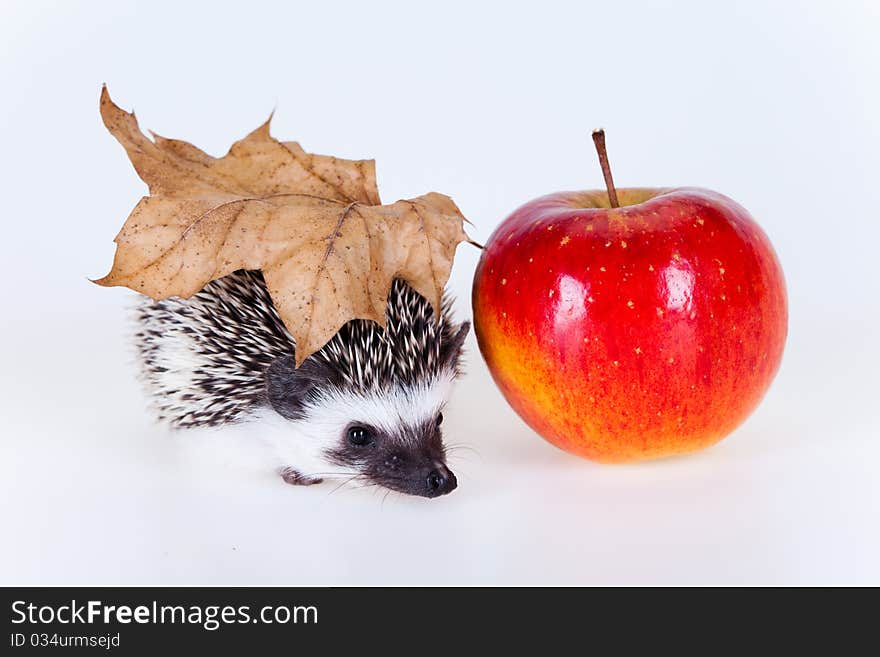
<box><xmin>291</xmin><ymin>374</ymin><xmax>459</xmax><ymax>498</ymax></box>
<box><xmin>332</xmin><ymin>412</ymin><xmax>457</xmax><ymax>498</ymax></box>
<box><xmin>264</xmin><ymin>322</ymin><xmax>469</xmax><ymax>498</ymax></box>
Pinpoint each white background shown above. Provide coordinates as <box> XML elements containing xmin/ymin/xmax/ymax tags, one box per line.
<box><xmin>1</xmin><ymin>0</ymin><xmax>878</xmax><ymax>585</ymax></box>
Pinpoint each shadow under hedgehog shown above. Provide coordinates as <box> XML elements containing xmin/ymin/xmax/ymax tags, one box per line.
<box><xmin>135</xmin><ymin>270</ymin><xmax>470</xmax><ymax>499</ymax></box>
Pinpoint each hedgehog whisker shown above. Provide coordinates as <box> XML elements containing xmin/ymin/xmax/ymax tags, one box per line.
<box><xmin>444</xmin><ymin>443</ymin><xmax>483</xmax><ymax>461</ymax></box>
<box><xmin>381</xmin><ymin>488</ymin><xmax>395</xmax><ymax>508</ymax></box>
<box><xmin>303</xmin><ymin>471</ymin><xmax>362</xmax><ymax>478</ymax></box>
<box><xmin>326</xmin><ymin>473</ymin><xmax>370</xmax><ymax>496</ymax></box>
<box><xmin>445</xmin><ymin>443</ymin><xmax>480</xmax><ymax>455</ymax></box>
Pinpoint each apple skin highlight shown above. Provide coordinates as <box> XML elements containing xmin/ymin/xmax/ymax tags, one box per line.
<box><xmin>472</xmin><ymin>188</ymin><xmax>788</xmax><ymax>462</ymax></box>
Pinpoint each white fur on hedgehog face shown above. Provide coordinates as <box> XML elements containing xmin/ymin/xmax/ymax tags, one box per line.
<box><xmin>255</xmin><ymin>369</ymin><xmax>456</xmax><ymax>479</ymax></box>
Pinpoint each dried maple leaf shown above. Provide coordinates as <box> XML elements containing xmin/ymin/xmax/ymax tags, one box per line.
<box><xmin>95</xmin><ymin>87</ymin><xmax>473</xmax><ymax>364</ymax></box>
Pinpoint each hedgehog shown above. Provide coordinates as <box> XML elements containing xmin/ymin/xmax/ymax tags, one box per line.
<box><xmin>134</xmin><ymin>270</ymin><xmax>470</xmax><ymax>498</ymax></box>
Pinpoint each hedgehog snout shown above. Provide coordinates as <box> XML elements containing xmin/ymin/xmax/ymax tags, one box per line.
<box><xmin>368</xmin><ymin>447</ymin><xmax>457</xmax><ymax>499</ymax></box>
<box><xmin>425</xmin><ymin>464</ymin><xmax>457</xmax><ymax>497</ymax></box>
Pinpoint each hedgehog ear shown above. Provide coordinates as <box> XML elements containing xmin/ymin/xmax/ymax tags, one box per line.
<box><xmin>265</xmin><ymin>355</ymin><xmax>334</xmax><ymax>421</ymax></box>
<box><xmin>440</xmin><ymin>321</ymin><xmax>471</xmax><ymax>372</ymax></box>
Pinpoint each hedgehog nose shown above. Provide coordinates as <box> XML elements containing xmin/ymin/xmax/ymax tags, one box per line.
<box><xmin>426</xmin><ymin>467</ymin><xmax>457</xmax><ymax>496</ymax></box>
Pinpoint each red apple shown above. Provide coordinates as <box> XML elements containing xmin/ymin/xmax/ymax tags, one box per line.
<box><xmin>472</xmin><ymin>139</ymin><xmax>787</xmax><ymax>462</ymax></box>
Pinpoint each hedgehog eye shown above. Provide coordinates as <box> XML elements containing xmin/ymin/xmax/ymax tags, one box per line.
<box><xmin>347</xmin><ymin>425</ymin><xmax>374</xmax><ymax>447</ymax></box>
<box><xmin>436</xmin><ymin>412</ymin><xmax>444</xmax><ymax>427</ymax></box>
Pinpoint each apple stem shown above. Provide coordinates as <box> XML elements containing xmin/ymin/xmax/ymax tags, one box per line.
<box><xmin>591</xmin><ymin>128</ymin><xmax>620</xmax><ymax>208</ymax></box>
